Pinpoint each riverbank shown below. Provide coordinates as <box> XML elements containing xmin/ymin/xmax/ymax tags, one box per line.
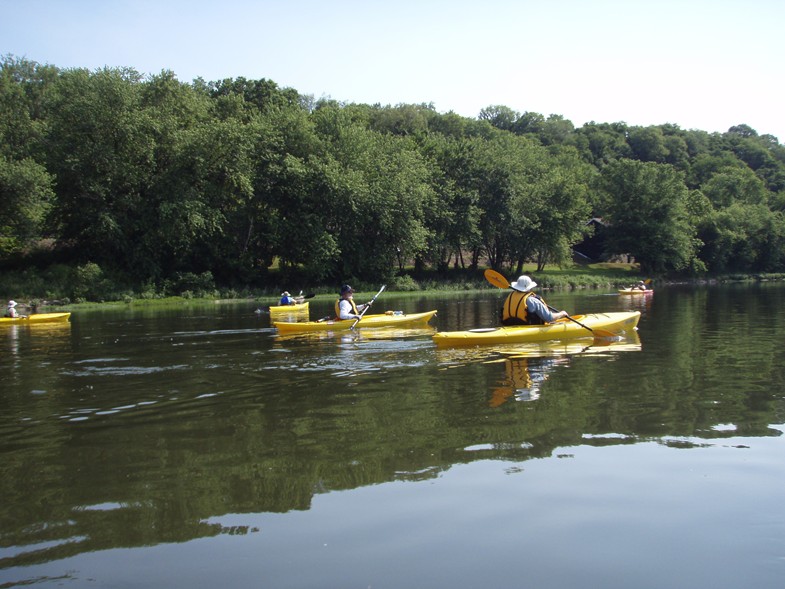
<box><xmin>5</xmin><ymin>264</ymin><xmax>785</xmax><ymax>312</ymax></box>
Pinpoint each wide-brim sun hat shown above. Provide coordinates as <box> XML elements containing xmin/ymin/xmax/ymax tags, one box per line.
<box><xmin>281</xmin><ymin>291</ymin><xmax>290</xmax><ymax>297</ymax></box>
<box><xmin>8</xmin><ymin>300</ymin><xmax>16</xmax><ymax>307</ymax></box>
<box><xmin>510</xmin><ymin>276</ymin><xmax>537</xmax><ymax>292</ymax></box>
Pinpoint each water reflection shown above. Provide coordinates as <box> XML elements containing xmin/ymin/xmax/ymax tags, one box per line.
<box><xmin>4</xmin><ymin>324</ymin><xmax>20</xmax><ymax>359</ymax></box>
<box><xmin>488</xmin><ymin>356</ymin><xmax>570</xmax><ymax>405</ymax></box>
<box><xmin>274</xmin><ymin>325</ymin><xmax>437</xmax><ymax>343</ymax></box>
<box><xmin>436</xmin><ymin>331</ymin><xmax>642</xmax><ymax>407</ymax></box>
<box><xmin>3</xmin><ymin>288</ymin><xmax>785</xmax><ymax>589</ymax></box>
<box><xmin>616</xmin><ymin>290</ymin><xmax>654</xmax><ymax>312</ymax></box>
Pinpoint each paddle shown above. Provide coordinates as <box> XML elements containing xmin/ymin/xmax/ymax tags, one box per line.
<box><xmin>351</xmin><ymin>285</ymin><xmax>386</xmax><ymax>329</ymax></box>
<box><xmin>483</xmin><ymin>269</ymin><xmax>617</xmax><ymax>338</ymax></box>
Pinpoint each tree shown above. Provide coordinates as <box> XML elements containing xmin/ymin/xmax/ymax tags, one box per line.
<box><xmin>369</xmin><ymin>103</ymin><xmax>433</xmax><ymax>137</ymax></box>
<box><xmin>250</xmin><ymin>101</ymin><xmax>337</xmax><ymax>282</ymax></box>
<box><xmin>43</xmin><ymin>67</ymin><xmax>157</xmax><ymax>275</ymax></box>
<box><xmin>207</xmin><ymin>76</ymin><xmax>301</xmax><ymax>113</ymax></box>
<box><xmin>311</xmin><ymin>105</ymin><xmax>435</xmax><ymax>281</ymax></box>
<box><xmin>697</xmin><ymin>203</ymin><xmax>785</xmax><ymax>273</ymax></box>
<box><xmin>627</xmin><ymin>126</ymin><xmax>668</xmax><ymax>163</ymax></box>
<box><xmin>575</xmin><ymin>122</ymin><xmax>632</xmax><ymax>166</ymax></box>
<box><xmin>419</xmin><ymin>134</ymin><xmax>482</xmax><ymax>270</ymax></box>
<box><xmin>478</xmin><ymin>105</ymin><xmax>519</xmax><ymax>132</ymax></box>
<box><xmin>469</xmin><ymin>133</ymin><xmax>539</xmax><ymax>270</ymax></box>
<box><xmin>0</xmin><ymin>56</ymin><xmax>58</xmax><ymax>161</ymax></box>
<box><xmin>512</xmin><ymin>111</ymin><xmax>546</xmax><ymax>136</ymax></box>
<box><xmin>154</xmin><ymin>114</ymin><xmax>256</xmax><ymax>283</ymax></box>
<box><xmin>701</xmin><ymin>167</ymin><xmax>768</xmax><ymax>208</ymax></box>
<box><xmin>511</xmin><ymin>148</ymin><xmax>594</xmax><ymax>271</ymax></box>
<box><xmin>538</xmin><ymin>114</ymin><xmax>575</xmax><ymax>146</ymax></box>
<box><xmin>597</xmin><ymin>160</ymin><xmax>700</xmax><ymax>274</ymax></box>
<box><xmin>0</xmin><ymin>156</ymin><xmax>54</xmax><ymax>259</ymax></box>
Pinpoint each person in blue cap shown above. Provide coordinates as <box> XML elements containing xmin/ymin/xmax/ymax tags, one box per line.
<box><xmin>335</xmin><ymin>285</ymin><xmax>373</xmax><ymax>320</ymax></box>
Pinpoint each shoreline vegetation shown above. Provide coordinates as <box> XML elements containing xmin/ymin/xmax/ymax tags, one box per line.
<box><xmin>4</xmin><ymin>264</ymin><xmax>784</xmax><ymax>311</ymax></box>
<box><xmin>3</xmin><ymin>57</ymin><xmax>785</xmax><ymax>312</ymax></box>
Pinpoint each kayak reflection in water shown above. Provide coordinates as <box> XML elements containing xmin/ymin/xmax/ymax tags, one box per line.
<box><xmin>489</xmin><ymin>356</ymin><xmax>569</xmax><ymax>407</ymax></box>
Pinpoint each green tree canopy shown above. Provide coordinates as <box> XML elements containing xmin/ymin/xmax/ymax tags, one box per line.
<box><xmin>597</xmin><ymin>159</ymin><xmax>700</xmax><ymax>274</ymax></box>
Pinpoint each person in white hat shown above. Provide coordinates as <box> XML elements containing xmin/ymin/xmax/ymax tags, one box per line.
<box><xmin>501</xmin><ymin>276</ymin><xmax>569</xmax><ymax>326</ymax></box>
<box><xmin>6</xmin><ymin>300</ymin><xmax>19</xmax><ymax>318</ymax></box>
<box><xmin>279</xmin><ymin>291</ymin><xmax>305</xmax><ymax>306</ymax></box>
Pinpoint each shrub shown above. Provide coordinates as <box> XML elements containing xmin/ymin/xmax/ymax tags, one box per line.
<box><xmin>390</xmin><ymin>275</ymin><xmax>420</xmax><ymax>291</ymax></box>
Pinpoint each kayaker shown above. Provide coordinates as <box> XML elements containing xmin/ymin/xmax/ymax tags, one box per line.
<box><xmin>5</xmin><ymin>300</ymin><xmax>19</xmax><ymax>318</ymax></box>
<box><xmin>501</xmin><ymin>276</ymin><xmax>569</xmax><ymax>326</ymax></box>
<box><xmin>279</xmin><ymin>291</ymin><xmax>305</xmax><ymax>305</ymax></box>
<box><xmin>335</xmin><ymin>285</ymin><xmax>372</xmax><ymax>320</ymax></box>
<box><xmin>630</xmin><ymin>280</ymin><xmax>648</xmax><ymax>291</ymax></box>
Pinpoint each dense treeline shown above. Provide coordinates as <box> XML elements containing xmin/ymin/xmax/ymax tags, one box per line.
<box><xmin>2</xmin><ymin>55</ymin><xmax>785</xmax><ymax>299</ymax></box>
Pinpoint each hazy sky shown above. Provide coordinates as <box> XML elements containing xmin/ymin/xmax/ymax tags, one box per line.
<box><xmin>3</xmin><ymin>0</ymin><xmax>783</xmax><ymax>141</ymax></box>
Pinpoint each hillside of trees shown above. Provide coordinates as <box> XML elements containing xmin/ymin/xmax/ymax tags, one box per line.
<box><xmin>2</xmin><ymin>55</ymin><xmax>785</xmax><ymax>300</ymax></box>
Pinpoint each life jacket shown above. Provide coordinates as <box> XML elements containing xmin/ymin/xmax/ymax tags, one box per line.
<box><xmin>335</xmin><ymin>297</ymin><xmax>359</xmax><ymax>320</ymax></box>
<box><xmin>501</xmin><ymin>291</ymin><xmax>544</xmax><ymax>326</ymax></box>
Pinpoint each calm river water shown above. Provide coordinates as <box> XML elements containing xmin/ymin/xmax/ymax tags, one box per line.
<box><xmin>2</xmin><ymin>284</ymin><xmax>785</xmax><ymax>588</ymax></box>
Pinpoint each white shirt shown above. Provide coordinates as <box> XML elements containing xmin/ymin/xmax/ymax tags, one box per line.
<box><xmin>338</xmin><ymin>298</ymin><xmax>361</xmax><ymax>320</ymax></box>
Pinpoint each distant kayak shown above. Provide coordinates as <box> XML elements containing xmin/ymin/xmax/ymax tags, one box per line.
<box><xmin>274</xmin><ymin>310</ymin><xmax>437</xmax><ymax>334</ymax></box>
<box><xmin>0</xmin><ymin>312</ymin><xmax>71</xmax><ymax>325</ymax></box>
<box><xmin>432</xmin><ymin>312</ymin><xmax>640</xmax><ymax>347</ymax></box>
<box><xmin>618</xmin><ymin>289</ymin><xmax>653</xmax><ymax>295</ymax></box>
<box><xmin>268</xmin><ymin>300</ymin><xmax>310</xmax><ymax>315</ymax></box>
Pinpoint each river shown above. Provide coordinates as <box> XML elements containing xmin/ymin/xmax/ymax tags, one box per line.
<box><xmin>1</xmin><ymin>283</ymin><xmax>784</xmax><ymax>588</ymax></box>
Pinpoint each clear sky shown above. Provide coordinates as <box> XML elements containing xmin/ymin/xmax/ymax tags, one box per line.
<box><xmin>2</xmin><ymin>0</ymin><xmax>783</xmax><ymax>142</ymax></box>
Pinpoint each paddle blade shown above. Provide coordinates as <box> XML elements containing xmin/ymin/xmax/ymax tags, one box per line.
<box><xmin>592</xmin><ymin>329</ymin><xmax>620</xmax><ymax>338</ymax></box>
<box><xmin>484</xmin><ymin>269</ymin><xmax>510</xmax><ymax>289</ymax></box>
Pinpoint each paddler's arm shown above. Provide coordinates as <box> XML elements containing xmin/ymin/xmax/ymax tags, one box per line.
<box><xmin>528</xmin><ymin>295</ymin><xmax>569</xmax><ymax>323</ymax></box>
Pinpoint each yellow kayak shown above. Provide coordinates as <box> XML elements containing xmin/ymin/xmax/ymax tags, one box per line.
<box><xmin>618</xmin><ymin>288</ymin><xmax>653</xmax><ymax>295</ymax></box>
<box><xmin>432</xmin><ymin>312</ymin><xmax>640</xmax><ymax>347</ymax></box>
<box><xmin>274</xmin><ymin>310</ymin><xmax>437</xmax><ymax>333</ymax></box>
<box><xmin>268</xmin><ymin>300</ymin><xmax>309</xmax><ymax>315</ymax></box>
<box><xmin>0</xmin><ymin>312</ymin><xmax>71</xmax><ymax>325</ymax></box>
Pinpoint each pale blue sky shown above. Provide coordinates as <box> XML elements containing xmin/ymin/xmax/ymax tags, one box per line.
<box><xmin>2</xmin><ymin>0</ymin><xmax>783</xmax><ymax>141</ymax></box>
